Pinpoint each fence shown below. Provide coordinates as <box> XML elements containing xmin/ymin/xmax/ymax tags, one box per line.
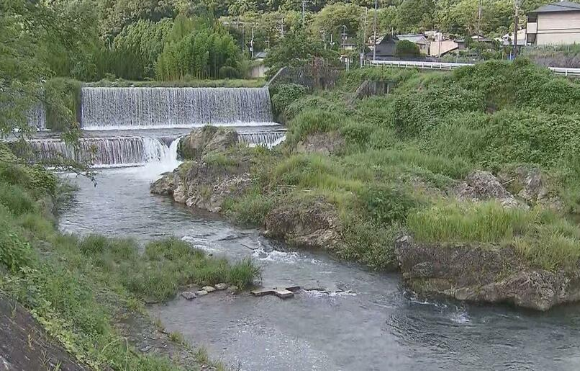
<box><xmin>366</xmin><ymin>60</ymin><xmax>580</xmax><ymax>77</ymax></box>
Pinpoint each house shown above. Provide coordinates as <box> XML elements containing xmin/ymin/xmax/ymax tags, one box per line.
<box><xmin>366</xmin><ymin>34</ymin><xmax>399</xmax><ymax>60</ymax></box>
<box><xmin>500</xmin><ymin>29</ymin><xmax>527</xmax><ymax>46</ymax></box>
<box><xmin>527</xmin><ymin>1</ymin><xmax>580</xmax><ymax>45</ymax></box>
<box><xmin>249</xmin><ymin>51</ymin><xmax>268</xmax><ymax>78</ymax></box>
<box><xmin>397</xmin><ymin>34</ymin><xmax>430</xmax><ymax>55</ymax></box>
<box><xmin>429</xmin><ymin>39</ymin><xmax>459</xmax><ymax>57</ymax></box>
<box><xmin>341</xmin><ymin>37</ymin><xmax>358</xmax><ymax>51</ymax></box>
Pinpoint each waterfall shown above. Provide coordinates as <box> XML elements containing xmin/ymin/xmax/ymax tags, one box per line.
<box><xmin>238</xmin><ymin>131</ymin><xmax>286</xmax><ymax>148</ymax></box>
<box><xmin>27</xmin><ymin>103</ymin><xmax>46</xmax><ymax>131</ymax></box>
<box><xmin>28</xmin><ymin>137</ymin><xmax>173</xmax><ymax>168</ymax></box>
<box><xmin>81</xmin><ymin>87</ymin><xmax>275</xmax><ymax>130</ymax></box>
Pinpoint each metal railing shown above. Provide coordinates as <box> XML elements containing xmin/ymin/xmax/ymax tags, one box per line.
<box><xmin>366</xmin><ymin>60</ymin><xmax>580</xmax><ymax>77</ymax></box>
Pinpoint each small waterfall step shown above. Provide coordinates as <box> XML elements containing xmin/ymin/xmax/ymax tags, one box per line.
<box><xmin>237</xmin><ymin>131</ymin><xmax>286</xmax><ymax>148</ymax></box>
<box><xmin>28</xmin><ymin>136</ymin><xmax>177</xmax><ymax>167</ymax></box>
<box><xmin>81</xmin><ymin>87</ymin><xmax>275</xmax><ymax>130</ymax></box>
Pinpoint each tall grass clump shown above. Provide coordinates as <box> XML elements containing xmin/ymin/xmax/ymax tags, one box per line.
<box><xmin>0</xmin><ymin>183</ymin><xmax>36</xmax><ymax>216</ymax></box>
<box><xmin>223</xmin><ymin>191</ymin><xmax>275</xmax><ymax>226</ymax></box>
<box><xmin>287</xmin><ymin>109</ymin><xmax>351</xmax><ymax>144</ymax></box>
<box><xmin>408</xmin><ymin>201</ymin><xmax>531</xmax><ymax>243</ymax></box>
<box><xmin>408</xmin><ymin>202</ymin><xmax>580</xmax><ymax>271</ymax></box>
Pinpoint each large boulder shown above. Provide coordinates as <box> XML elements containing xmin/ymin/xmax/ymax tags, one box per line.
<box><xmin>454</xmin><ymin>170</ymin><xmax>522</xmax><ymax>208</ymax></box>
<box><xmin>264</xmin><ymin>197</ymin><xmax>342</xmax><ymax>249</ymax></box>
<box><xmin>395</xmin><ymin>236</ymin><xmax>580</xmax><ymax>311</ymax></box>
<box><xmin>151</xmin><ymin>127</ymin><xmax>253</xmax><ymax>213</ymax></box>
<box><xmin>178</xmin><ymin>126</ymin><xmax>238</xmax><ymax>160</ymax></box>
<box><xmin>498</xmin><ymin>166</ymin><xmax>563</xmax><ymax>211</ymax></box>
<box><xmin>296</xmin><ymin>132</ymin><xmax>344</xmax><ymax>156</ymax></box>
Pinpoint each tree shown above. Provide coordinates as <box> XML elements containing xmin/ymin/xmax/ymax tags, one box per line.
<box><xmin>311</xmin><ymin>3</ymin><xmax>365</xmax><ymax>41</ymax></box>
<box><xmin>396</xmin><ymin>0</ymin><xmax>435</xmax><ymax>32</ymax></box>
<box><xmin>264</xmin><ymin>29</ymin><xmax>338</xmax><ymax>75</ymax></box>
<box><xmin>155</xmin><ymin>19</ymin><xmax>243</xmax><ymax>80</ymax></box>
<box><xmin>395</xmin><ymin>40</ymin><xmax>421</xmax><ymax>58</ymax></box>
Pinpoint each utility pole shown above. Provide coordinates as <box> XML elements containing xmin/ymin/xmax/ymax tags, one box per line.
<box><xmin>250</xmin><ymin>25</ymin><xmax>255</xmax><ymax>59</ymax></box>
<box><xmin>477</xmin><ymin>0</ymin><xmax>482</xmax><ymax>38</ymax></box>
<box><xmin>280</xmin><ymin>17</ymin><xmax>285</xmax><ymax>38</ymax></box>
<box><xmin>514</xmin><ymin>0</ymin><xmax>520</xmax><ymax>58</ymax></box>
<box><xmin>302</xmin><ymin>0</ymin><xmax>307</xmax><ymax>28</ymax></box>
<box><xmin>362</xmin><ymin>7</ymin><xmax>368</xmax><ymax>67</ymax></box>
<box><xmin>373</xmin><ymin>0</ymin><xmax>378</xmax><ymax>62</ymax></box>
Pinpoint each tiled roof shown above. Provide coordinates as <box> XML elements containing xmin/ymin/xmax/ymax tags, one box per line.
<box><xmin>530</xmin><ymin>1</ymin><xmax>580</xmax><ymax>14</ymax></box>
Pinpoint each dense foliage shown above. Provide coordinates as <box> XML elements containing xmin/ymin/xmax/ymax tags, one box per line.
<box><xmin>223</xmin><ymin>61</ymin><xmax>580</xmax><ymax>272</ymax></box>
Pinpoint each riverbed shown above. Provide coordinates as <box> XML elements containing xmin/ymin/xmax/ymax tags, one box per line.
<box><xmin>59</xmin><ymin>166</ymin><xmax>580</xmax><ymax>371</ymax></box>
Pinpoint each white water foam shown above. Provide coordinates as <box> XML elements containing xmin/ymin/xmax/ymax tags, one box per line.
<box><xmin>82</xmin><ymin>122</ymin><xmax>282</xmax><ymax>131</ymax></box>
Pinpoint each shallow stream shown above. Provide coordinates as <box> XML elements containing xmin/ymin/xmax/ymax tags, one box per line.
<box><xmin>60</xmin><ymin>166</ymin><xmax>580</xmax><ymax>371</ymax></box>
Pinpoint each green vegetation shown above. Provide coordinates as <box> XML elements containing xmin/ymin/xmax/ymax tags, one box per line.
<box><xmin>0</xmin><ymin>153</ymin><xmax>259</xmax><ymax>369</ymax></box>
<box><xmin>220</xmin><ymin>60</ymin><xmax>580</xmax><ymax>273</ymax></box>
<box><xmin>395</xmin><ymin>40</ymin><xmax>421</xmax><ymax>58</ymax></box>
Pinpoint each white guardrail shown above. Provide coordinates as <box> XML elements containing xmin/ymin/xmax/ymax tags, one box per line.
<box><xmin>366</xmin><ymin>60</ymin><xmax>580</xmax><ymax>77</ymax></box>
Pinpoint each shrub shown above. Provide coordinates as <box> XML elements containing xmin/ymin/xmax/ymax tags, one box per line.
<box><xmin>219</xmin><ymin>66</ymin><xmax>241</xmax><ymax>79</ymax></box>
<box><xmin>224</xmin><ymin>192</ymin><xmax>274</xmax><ymax>226</ymax></box>
<box><xmin>0</xmin><ymin>183</ymin><xmax>35</xmax><ymax>216</ymax></box>
<box><xmin>0</xmin><ymin>220</ymin><xmax>33</xmax><ymax>273</ymax></box>
<box><xmin>360</xmin><ymin>185</ymin><xmax>417</xmax><ymax>225</ymax></box>
<box><xmin>288</xmin><ymin>109</ymin><xmax>351</xmax><ymax>144</ymax></box>
<box><xmin>395</xmin><ymin>40</ymin><xmax>421</xmax><ymax>58</ymax></box>
<box><xmin>227</xmin><ymin>258</ymin><xmax>260</xmax><ymax>288</ymax></box>
<box><xmin>270</xmin><ymin>83</ymin><xmax>307</xmax><ymax>120</ymax></box>
<box><xmin>44</xmin><ymin>77</ymin><xmax>82</xmax><ymax>131</ymax></box>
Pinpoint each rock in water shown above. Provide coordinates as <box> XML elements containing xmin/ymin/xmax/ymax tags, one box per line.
<box><xmin>180</xmin><ymin>292</ymin><xmax>197</xmax><ymax>300</ymax></box>
<box><xmin>195</xmin><ymin>290</ymin><xmax>208</xmax><ymax>297</ymax></box>
<box><xmin>395</xmin><ymin>235</ymin><xmax>580</xmax><ymax>311</ymax></box>
<box><xmin>264</xmin><ymin>197</ymin><xmax>342</xmax><ymax>249</ymax></box>
<box><xmin>178</xmin><ymin>126</ymin><xmax>238</xmax><ymax>160</ymax></box>
<box><xmin>202</xmin><ymin>286</ymin><xmax>216</xmax><ymax>293</ymax></box>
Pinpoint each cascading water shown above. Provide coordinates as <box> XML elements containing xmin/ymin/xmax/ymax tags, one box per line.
<box><xmin>238</xmin><ymin>131</ymin><xmax>286</xmax><ymax>148</ymax></box>
<box><xmin>26</xmin><ymin>86</ymin><xmax>282</xmax><ymax>168</ymax></box>
<box><xmin>81</xmin><ymin>87</ymin><xmax>276</xmax><ymax>130</ymax></box>
<box><xmin>27</xmin><ymin>103</ymin><xmax>46</xmax><ymax>131</ymax></box>
<box><xmin>28</xmin><ymin>137</ymin><xmax>174</xmax><ymax>167</ymax></box>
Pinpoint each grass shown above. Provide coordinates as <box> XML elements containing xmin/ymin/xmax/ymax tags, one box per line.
<box><xmin>0</xmin><ymin>160</ymin><xmax>260</xmax><ymax>370</ymax></box>
<box><xmin>408</xmin><ymin>201</ymin><xmax>580</xmax><ymax>271</ymax></box>
<box><xmin>218</xmin><ymin>60</ymin><xmax>580</xmax><ymax>274</ymax></box>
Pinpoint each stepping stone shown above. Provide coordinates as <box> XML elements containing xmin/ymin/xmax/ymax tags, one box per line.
<box><xmin>251</xmin><ymin>288</ymin><xmax>275</xmax><ymax>297</ymax></box>
<box><xmin>215</xmin><ymin>283</ymin><xmax>228</xmax><ymax>290</ymax></box>
<box><xmin>195</xmin><ymin>290</ymin><xmax>208</xmax><ymax>296</ymax></box>
<box><xmin>227</xmin><ymin>286</ymin><xmax>239</xmax><ymax>293</ymax></box>
<box><xmin>274</xmin><ymin>289</ymin><xmax>294</xmax><ymax>299</ymax></box>
<box><xmin>180</xmin><ymin>291</ymin><xmax>197</xmax><ymax>300</ymax></box>
<box><xmin>202</xmin><ymin>286</ymin><xmax>216</xmax><ymax>293</ymax></box>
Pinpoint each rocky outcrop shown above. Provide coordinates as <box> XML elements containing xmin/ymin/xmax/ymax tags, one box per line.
<box><xmin>454</xmin><ymin>170</ymin><xmax>522</xmax><ymax>208</ymax></box>
<box><xmin>296</xmin><ymin>132</ymin><xmax>344</xmax><ymax>156</ymax></box>
<box><xmin>178</xmin><ymin>126</ymin><xmax>238</xmax><ymax>160</ymax></box>
<box><xmin>498</xmin><ymin>166</ymin><xmax>563</xmax><ymax>211</ymax></box>
<box><xmin>395</xmin><ymin>236</ymin><xmax>580</xmax><ymax>311</ymax></box>
<box><xmin>264</xmin><ymin>198</ymin><xmax>342</xmax><ymax>249</ymax></box>
<box><xmin>151</xmin><ymin>127</ymin><xmax>252</xmax><ymax>213</ymax></box>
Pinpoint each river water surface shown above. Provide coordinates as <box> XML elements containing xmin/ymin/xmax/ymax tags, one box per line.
<box><xmin>59</xmin><ymin>165</ymin><xmax>580</xmax><ymax>371</ymax></box>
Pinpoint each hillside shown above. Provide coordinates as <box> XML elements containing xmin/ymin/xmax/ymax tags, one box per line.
<box><xmin>153</xmin><ymin>60</ymin><xmax>580</xmax><ymax>310</ymax></box>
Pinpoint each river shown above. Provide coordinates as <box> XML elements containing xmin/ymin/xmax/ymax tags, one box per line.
<box><xmin>58</xmin><ymin>164</ymin><xmax>580</xmax><ymax>371</ymax></box>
